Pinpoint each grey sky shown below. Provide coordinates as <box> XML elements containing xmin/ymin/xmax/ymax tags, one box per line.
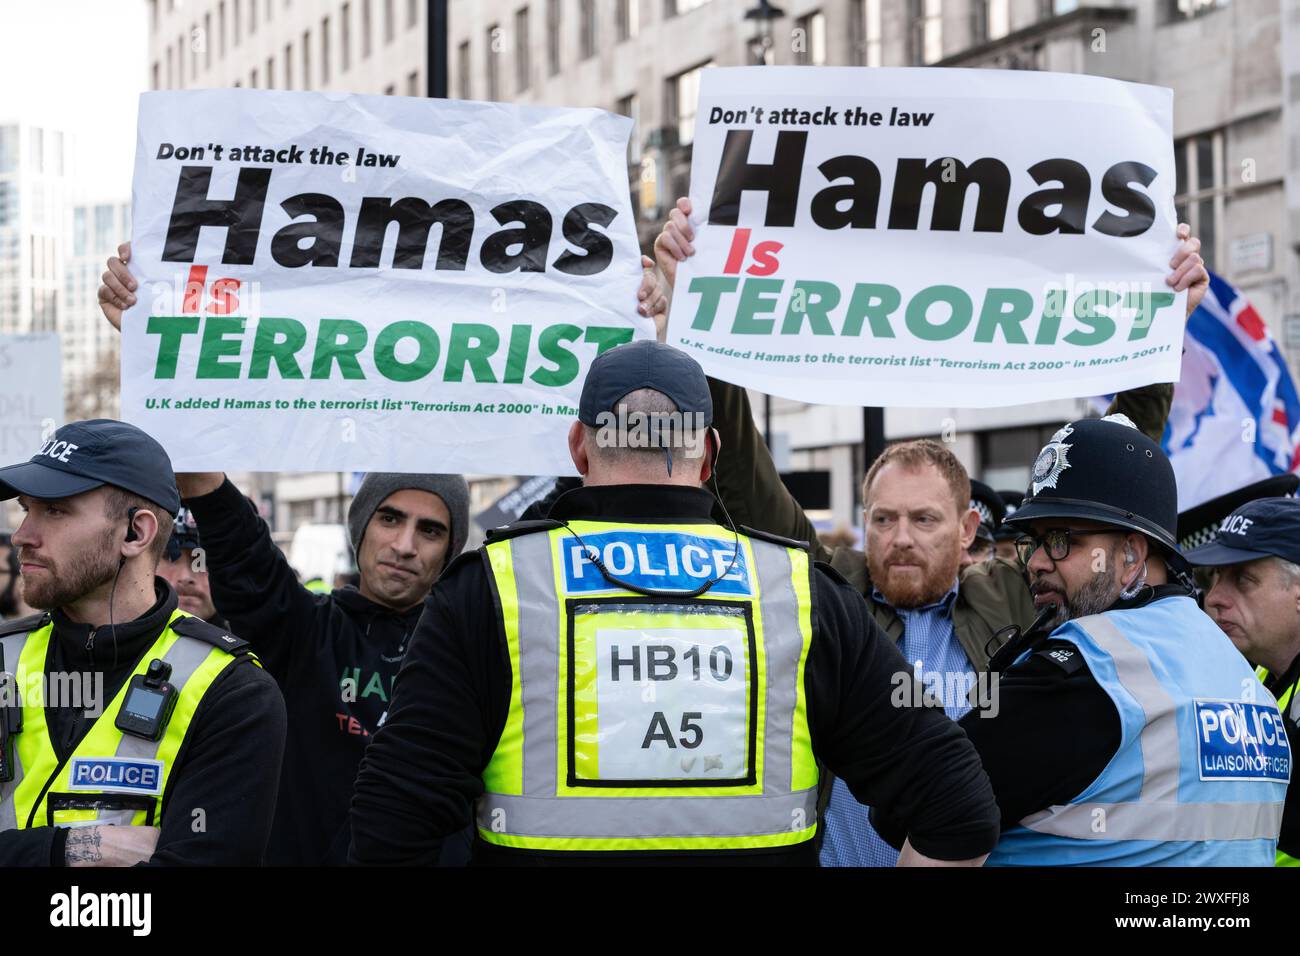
<box><xmin>3</xmin><ymin>0</ymin><xmax>149</xmax><ymax>200</ymax></box>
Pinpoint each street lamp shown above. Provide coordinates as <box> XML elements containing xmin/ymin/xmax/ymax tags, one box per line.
<box><xmin>744</xmin><ymin>0</ymin><xmax>785</xmax><ymax>66</ymax></box>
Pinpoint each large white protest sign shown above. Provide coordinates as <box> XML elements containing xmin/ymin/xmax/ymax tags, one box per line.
<box><xmin>0</xmin><ymin>335</ymin><xmax>63</xmax><ymax>458</ymax></box>
<box><xmin>122</xmin><ymin>90</ymin><xmax>650</xmax><ymax>474</ymax></box>
<box><xmin>669</xmin><ymin>67</ymin><xmax>1186</xmax><ymax>407</ymax></box>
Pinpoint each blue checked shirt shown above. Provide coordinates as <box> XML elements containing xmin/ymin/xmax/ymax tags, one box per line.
<box><xmin>819</xmin><ymin>580</ymin><xmax>974</xmax><ymax>867</ymax></box>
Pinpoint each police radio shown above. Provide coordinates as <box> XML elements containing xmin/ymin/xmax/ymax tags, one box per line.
<box><xmin>0</xmin><ymin>646</ymin><xmax>22</xmax><ymax>783</ymax></box>
<box><xmin>115</xmin><ymin>659</ymin><xmax>178</xmax><ymax>741</ymax></box>
<box><xmin>986</xmin><ymin>602</ymin><xmax>1061</xmax><ymax>674</ymax></box>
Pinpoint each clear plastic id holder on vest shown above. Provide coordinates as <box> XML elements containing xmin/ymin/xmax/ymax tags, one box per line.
<box><xmin>565</xmin><ymin>597</ymin><xmax>758</xmax><ymax>788</ymax></box>
<box><xmin>46</xmin><ymin>792</ymin><xmax>156</xmax><ymax>828</ymax></box>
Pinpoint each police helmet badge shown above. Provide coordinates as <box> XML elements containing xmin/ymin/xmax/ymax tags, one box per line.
<box><xmin>1031</xmin><ymin>423</ymin><xmax>1074</xmax><ymax>496</ymax></box>
<box><xmin>1100</xmin><ymin>412</ymin><xmax>1138</xmax><ymax>429</ymax></box>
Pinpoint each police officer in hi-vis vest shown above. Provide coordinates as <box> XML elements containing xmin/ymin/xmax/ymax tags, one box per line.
<box><xmin>1183</xmin><ymin>497</ymin><xmax>1300</xmax><ymax>866</ymax></box>
<box><xmin>350</xmin><ymin>341</ymin><xmax>1001</xmax><ymax>865</ymax></box>
<box><xmin>880</xmin><ymin>414</ymin><xmax>1288</xmax><ymax>865</ymax></box>
<box><xmin>0</xmin><ymin>420</ymin><xmax>285</xmax><ymax>866</ymax></box>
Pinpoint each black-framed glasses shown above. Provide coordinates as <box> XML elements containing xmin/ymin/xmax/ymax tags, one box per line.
<box><xmin>1014</xmin><ymin>529</ymin><xmax>1114</xmax><ymax>565</ymax></box>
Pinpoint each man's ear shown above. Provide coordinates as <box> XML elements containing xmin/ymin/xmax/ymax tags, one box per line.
<box><xmin>700</xmin><ymin>427</ymin><xmax>720</xmax><ymax>483</ymax></box>
<box><xmin>122</xmin><ymin>508</ymin><xmax>160</xmax><ymax>561</ymax></box>
<box><xmin>958</xmin><ymin>507</ymin><xmax>981</xmax><ymax>550</ymax></box>
<box><xmin>568</xmin><ymin>420</ymin><xmax>589</xmax><ymax>477</ymax></box>
<box><xmin>1125</xmin><ymin>532</ymin><xmax>1150</xmax><ymax>565</ymax></box>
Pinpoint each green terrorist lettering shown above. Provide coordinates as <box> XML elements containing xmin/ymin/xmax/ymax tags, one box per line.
<box><xmin>685</xmin><ymin>276</ymin><xmax>1176</xmax><ymax>347</ymax></box>
<box><xmin>145</xmin><ymin>316</ymin><xmax>633</xmax><ymax>385</ymax></box>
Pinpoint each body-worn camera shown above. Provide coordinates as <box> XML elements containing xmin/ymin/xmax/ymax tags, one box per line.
<box><xmin>0</xmin><ymin>646</ymin><xmax>21</xmax><ymax>783</ymax></box>
<box><xmin>115</xmin><ymin>659</ymin><xmax>178</xmax><ymax>741</ymax></box>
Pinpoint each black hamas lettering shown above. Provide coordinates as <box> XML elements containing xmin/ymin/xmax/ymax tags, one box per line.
<box><xmin>162</xmin><ymin>165</ymin><xmax>618</xmax><ymax>275</ymax></box>
<box><xmin>708</xmin><ymin>129</ymin><xmax>1158</xmax><ymax>239</ymax></box>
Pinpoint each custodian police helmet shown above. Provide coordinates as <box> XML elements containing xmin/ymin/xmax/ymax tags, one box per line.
<box><xmin>1002</xmin><ymin>414</ymin><xmax>1187</xmax><ymax>570</ymax></box>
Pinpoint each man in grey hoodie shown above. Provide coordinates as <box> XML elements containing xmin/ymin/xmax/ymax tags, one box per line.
<box><xmin>175</xmin><ymin>468</ymin><xmax>470</xmax><ymax>864</ymax></box>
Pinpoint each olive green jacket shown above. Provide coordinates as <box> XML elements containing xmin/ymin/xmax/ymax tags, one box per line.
<box><xmin>707</xmin><ymin>377</ymin><xmax>1174</xmax><ymax>672</ymax></box>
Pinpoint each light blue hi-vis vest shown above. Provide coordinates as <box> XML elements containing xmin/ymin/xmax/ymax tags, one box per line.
<box><xmin>987</xmin><ymin>596</ymin><xmax>1289</xmax><ymax>866</ymax></box>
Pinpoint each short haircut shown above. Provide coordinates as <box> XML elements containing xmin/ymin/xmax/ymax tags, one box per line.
<box><xmin>583</xmin><ymin>387</ymin><xmax>708</xmax><ymax>474</ymax></box>
<box><xmin>863</xmin><ymin>439</ymin><xmax>971</xmax><ymax>516</ymax></box>
<box><xmin>102</xmin><ymin>486</ymin><xmax>173</xmax><ymax>566</ymax></box>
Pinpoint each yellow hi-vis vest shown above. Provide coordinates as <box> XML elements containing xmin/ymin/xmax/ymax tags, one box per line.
<box><xmin>0</xmin><ymin>608</ymin><xmax>254</xmax><ymax>831</ymax></box>
<box><xmin>1257</xmin><ymin>664</ymin><xmax>1300</xmax><ymax>867</ymax></box>
<box><xmin>476</xmin><ymin>519</ymin><xmax>819</xmax><ymax>853</ymax></box>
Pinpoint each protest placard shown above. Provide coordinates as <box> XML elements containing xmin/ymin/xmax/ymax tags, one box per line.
<box><xmin>122</xmin><ymin>90</ymin><xmax>650</xmax><ymax>475</ymax></box>
<box><xmin>0</xmin><ymin>335</ymin><xmax>64</xmax><ymax>459</ymax></box>
<box><xmin>669</xmin><ymin>67</ymin><xmax>1186</xmax><ymax>407</ymax></box>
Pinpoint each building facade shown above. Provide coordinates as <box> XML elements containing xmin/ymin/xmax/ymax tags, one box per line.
<box><xmin>64</xmin><ymin>199</ymin><xmax>132</xmax><ymax>420</ymax></box>
<box><xmin>146</xmin><ymin>0</ymin><xmax>429</xmax><ymax>97</ymax></box>
<box><xmin>0</xmin><ymin>123</ymin><xmax>71</xmax><ymax>339</ymax></box>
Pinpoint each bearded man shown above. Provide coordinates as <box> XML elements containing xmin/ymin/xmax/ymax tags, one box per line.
<box><xmin>0</xmin><ymin>420</ymin><xmax>285</xmax><ymax>866</ymax></box>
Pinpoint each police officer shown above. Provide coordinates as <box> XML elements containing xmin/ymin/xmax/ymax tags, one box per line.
<box><xmin>963</xmin><ymin>480</ymin><xmax>1006</xmax><ymax>567</ymax></box>
<box><xmin>875</xmin><ymin>415</ymin><xmax>1288</xmax><ymax>865</ymax></box>
<box><xmin>156</xmin><ymin>507</ymin><xmax>224</xmax><ymax>626</ymax></box>
<box><xmin>1185</xmin><ymin>497</ymin><xmax>1300</xmax><ymax>865</ymax></box>
<box><xmin>992</xmin><ymin>491</ymin><xmax>1023</xmax><ymax>564</ymax></box>
<box><xmin>1175</xmin><ymin>475</ymin><xmax>1299</xmax><ymax>602</ymax></box>
<box><xmin>0</xmin><ymin>420</ymin><xmax>286</xmax><ymax>866</ymax></box>
<box><xmin>349</xmin><ymin>341</ymin><xmax>1001</xmax><ymax>865</ymax></box>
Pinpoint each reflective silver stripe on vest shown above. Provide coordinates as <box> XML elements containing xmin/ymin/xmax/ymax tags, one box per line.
<box><xmin>1021</xmin><ymin>613</ymin><xmax>1281</xmax><ymax>843</ymax></box>
<box><xmin>753</xmin><ymin>538</ymin><xmax>796</xmax><ymax>794</ymax></box>
<box><xmin>0</xmin><ymin>631</ymin><xmax>32</xmax><ymax>831</ymax></box>
<box><xmin>477</xmin><ymin>790</ymin><xmax>818</xmax><ymax>839</ymax></box>
<box><xmin>1022</xmin><ymin>798</ymin><xmax>1284</xmax><ymax>842</ymax></box>
<box><xmin>510</xmin><ymin>531</ymin><xmax>561</xmax><ymax>797</ymax></box>
<box><xmin>481</xmin><ymin>529</ymin><xmax>817</xmax><ymax>841</ymax></box>
<box><xmin>113</xmin><ymin>634</ymin><xmax>215</xmax><ymax>762</ymax></box>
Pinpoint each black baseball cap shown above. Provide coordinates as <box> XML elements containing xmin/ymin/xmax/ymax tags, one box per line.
<box><xmin>578</xmin><ymin>340</ymin><xmax>713</xmax><ymax>427</ymax></box>
<box><xmin>0</xmin><ymin>419</ymin><xmax>180</xmax><ymax>515</ymax></box>
<box><xmin>165</xmin><ymin>506</ymin><xmax>202</xmax><ymax>561</ymax></box>
<box><xmin>1183</xmin><ymin>497</ymin><xmax>1300</xmax><ymax>567</ymax></box>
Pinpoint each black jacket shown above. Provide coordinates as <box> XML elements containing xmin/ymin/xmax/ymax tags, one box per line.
<box><xmin>186</xmin><ymin>478</ymin><xmax>426</xmax><ymax>865</ymax></box>
<box><xmin>349</xmin><ymin>483</ymin><xmax>1001</xmax><ymax>865</ymax></box>
<box><xmin>0</xmin><ymin>579</ymin><xmax>285</xmax><ymax>866</ymax></box>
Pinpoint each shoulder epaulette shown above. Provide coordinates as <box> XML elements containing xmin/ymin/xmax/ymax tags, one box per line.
<box><xmin>1032</xmin><ymin>641</ymin><xmax>1087</xmax><ymax>676</ymax></box>
<box><xmin>171</xmin><ymin>615</ymin><xmax>252</xmax><ymax>656</ymax></box>
<box><xmin>0</xmin><ymin>612</ymin><xmax>50</xmax><ymax>638</ymax></box>
<box><xmin>484</xmin><ymin>518</ymin><xmax>566</xmax><ymax>543</ymax></box>
<box><xmin>739</xmin><ymin>525</ymin><xmax>812</xmax><ymax>553</ymax></box>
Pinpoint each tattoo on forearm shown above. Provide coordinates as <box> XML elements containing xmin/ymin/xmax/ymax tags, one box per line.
<box><xmin>65</xmin><ymin>827</ymin><xmax>103</xmax><ymax>864</ymax></box>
